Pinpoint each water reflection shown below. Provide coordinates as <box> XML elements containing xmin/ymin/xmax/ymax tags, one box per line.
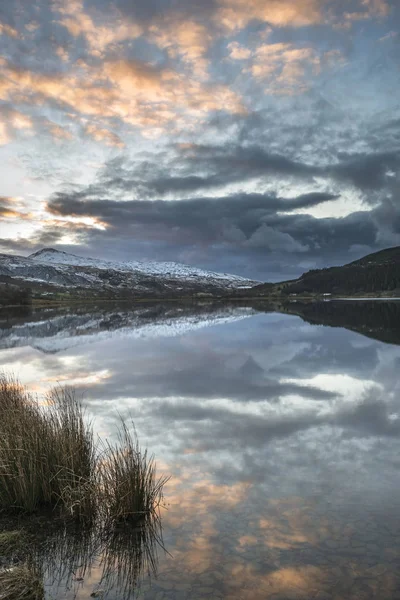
<box><xmin>0</xmin><ymin>509</ymin><xmax>164</xmax><ymax>600</ymax></box>
<box><xmin>1</xmin><ymin>301</ymin><xmax>400</xmax><ymax>599</ymax></box>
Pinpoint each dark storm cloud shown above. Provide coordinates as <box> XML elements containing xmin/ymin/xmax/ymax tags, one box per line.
<box><xmin>84</xmin><ymin>145</ymin><xmax>400</xmax><ymax>198</ymax></box>
<box><xmin>42</xmin><ymin>141</ymin><xmax>400</xmax><ymax>275</ymax></box>
<box><xmin>139</xmin><ymin>146</ymin><xmax>319</xmax><ymax>195</ymax></box>
<box><xmin>45</xmin><ymin>191</ymin><xmax>378</xmax><ymax>266</ymax></box>
<box><xmin>332</xmin><ymin>151</ymin><xmax>400</xmax><ymax>190</ymax></box>
<box><xmin>39</xmin><ymin>199</ymin><xmax>382</xmax><ymax>280</ymax></box>
<box><xmin>48</xmin><ymin>190</ymin><xmax>338</xmax><ymax>222</ymax></box>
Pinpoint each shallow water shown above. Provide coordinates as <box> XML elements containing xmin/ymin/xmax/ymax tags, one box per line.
<box><xmin>1</xmin><ymin>301</ymin><xmax>400</xmax><ymax>600</ymax></box>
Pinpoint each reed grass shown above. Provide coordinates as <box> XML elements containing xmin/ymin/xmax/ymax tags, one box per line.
<box><xmin>0</xmin><ymin>376</ymin><xmax>168</xmax><ymax>525</ymax></box>
<box><xmin>99</xmin><ymin>421</ymin><xmax>168</xmax><ymax>525</ymax></box>
<box><xmin>0</xmin><ymin>376</ymin><xmax>96</xmax><ymax>517</ymax></box>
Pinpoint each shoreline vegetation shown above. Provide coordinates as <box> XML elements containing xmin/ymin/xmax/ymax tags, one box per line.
<box><xmin>0</xmin><ymin>376</ymin><xmax>168</xmax><ymax>599</ymax></box>
<box><xmin>1</xmin><ymin>290</ymin><xmax>400</xmax><ymax>310</ymax></box>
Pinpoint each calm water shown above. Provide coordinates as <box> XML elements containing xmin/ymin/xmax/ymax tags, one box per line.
<box><xmin>1</xmin><ymin>301</ymin><xmax>400</xmax><ymax>600</ymax></box>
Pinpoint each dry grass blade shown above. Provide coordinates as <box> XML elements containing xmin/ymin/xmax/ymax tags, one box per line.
<box><xmin>0</xmin><ymin>375</ymin><xmax>171</xmax><ymax>599</ymax></box>
<box><xmin>99</xmin><ymin>420</ymin><xmax>169</xmax><ymax>525</ymax></box>
<box><xmin>0</xmin><ymin>564</ymin><xmax>44</xmax><ymax>600</ymax></box>
<box><xmin>0</xmin><ymin>376</ymin><xmax>96</xmax><ymax>517</ymax></box>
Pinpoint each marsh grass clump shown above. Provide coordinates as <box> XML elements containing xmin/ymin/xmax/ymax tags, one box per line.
<box><xmin>0</xmin><ymin>564</ymin><xmax>44</xmax><ymax>600</ymax></box>
<box><xmin>99</xmin><ymin>421</ymin><xmax>169</xmax><ymax>525</ymax></box>
<box><xmin>0</xmin><ymin>530</ymin><xmax>30</xmax><ymax>558</ymax></box>
<box><xmin>0</xmin><ymin>376</ymin><xmax>96</xmax><ymax>517</ymax></box>
<box><xmin>44</xmin><ymin>387</ymin><xmax>97</xmax><ymax>520</ymax></box>
<box><xmin>0</xmin><ymin>374</ymin><xmax>169</xmax><ymax>599</ymax></box>
<box><xmin>0</xmin><ymin>376</ymin><xmax>168</xmax><ymax>528</ymax></box>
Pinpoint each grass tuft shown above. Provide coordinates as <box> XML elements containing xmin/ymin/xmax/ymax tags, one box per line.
<box><xmin>0</xmin><ymin>376</ymin><xmax>96</xmax><ymax>517</ymax></box>
<box><xmin>0</xmin><ymin>376</ymin><xmax>168</xmax><ymax>526</ymax></box>
<box><xmin>99</xmin><ymin>421</ymin><xmax>168</xmax><ymax>525</ymax></box>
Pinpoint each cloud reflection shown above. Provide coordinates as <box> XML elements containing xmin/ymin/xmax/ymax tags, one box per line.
<box><xmin>1</xmin><ymin>304</ymin><xmax>400</xmax><ymax>598</ymax></box>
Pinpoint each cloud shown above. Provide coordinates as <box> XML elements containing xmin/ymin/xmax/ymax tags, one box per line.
<box><xmin>71</xmin><ymin>143</ymin><xmax>400</xmax><ymax>200</ymax></box>
<box><xmin>250</xmin><ymin>42</ymin><xmax>321</xmax><ymax>95</ymax></box>
<box><xmin>0</xmin><ymin>105</ymin><xmax>33</xmax><ymax>145</ymax></box>
<box><xmin>0</xmin><ymin>55</ymin><xmax>245</xmax><ymax>141</ymax></box>
<box><xmin>84</xmin><ymin>123</ymin><xmax>125</xmax><ymax>148</ymax></box>
<box><xmin>0</xmin><ymin>122</ymin><xmax>10</xmax><ymax>145</ymax></box>
<box><xmin>0</xmin><ymin>196</ymin><xmax>26</xmax><ymax>219</ymax></box>
<box><xmin>149</xmin><ymin>17</ymin><xmax>212</xmax><ymax>79</ymax></box>
<box><xmin>55</xmin><ymin>0</ymin><xmax>143</xmax><ymax>57</ymax></box>
<box><xmin>0</xmin><ymin>0</ymin><xmax>398</xmax><ymax>278</ymax></box>
<box><xmin>227</xmin><ymin>42</ymin><xmax>252</xmax><ymax>60</ymax></box>
<box><xmin>246</xmin><ymin>223</ymin><xmax>309</xmax><ymax>252</ymax></box>
<box><xmin>216</xmin><ymin>0</ymin><xmax>323</xmax><ymax>31</ymax></box>
<box><xmin>43</xmin><ymin>185</ymin><xmax>378</xmax><ymax>279</ymax></box>
<box><xmin>0</xmin><ymin>22</ymin><xmax>20</xmax><ymax>39</ymax></box>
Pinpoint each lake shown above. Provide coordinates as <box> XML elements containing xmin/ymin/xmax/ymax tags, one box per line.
<box><xmin>1</xmin><ymin>300</ymin><xmax>400</xmax><ymax>600</ymax></box>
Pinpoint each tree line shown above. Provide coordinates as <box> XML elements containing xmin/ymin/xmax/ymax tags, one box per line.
<box><xmin>0</xmin><ymin>283</ymin><xmax>32</xmax><ymax>306</ymax></box>
<box><xmin>286</xmin><ymin>264</ymin><xmax>400</xmax><ymax>295</ymax></box>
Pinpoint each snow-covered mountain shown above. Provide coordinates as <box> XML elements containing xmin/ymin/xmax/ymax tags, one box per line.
<box><xmin>0</xmin><ymin>248</ymin><xmax>258</xmax><ymax>299</ymax></box>
<box><xmin>29</xmin><ymin>248</ymin><xmax>253</xmax><ymax>284</ymax></box>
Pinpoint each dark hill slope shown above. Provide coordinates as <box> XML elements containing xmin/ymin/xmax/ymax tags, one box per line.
<box><xmin>282</xmin><ymin>246</ymin><xmax>400</xmax><ymax>296</ymax></box>
<box><xmin>349</xmin><ymin>246</ymin><xmax>400</xmax><ymax>266</ymax></box>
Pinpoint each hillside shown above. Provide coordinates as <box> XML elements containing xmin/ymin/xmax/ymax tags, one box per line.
<box><xmin>251</xmin><ymin>246</ymin><xmax>400</xmax><ymax>297</ymax></box>
<box><xmin>0</xmin><ymin>248</ymin><xmax>258</xmax><ymax>303</ymax></box>
<box><xmin>1</xmin><ymin>245</ymin><xmax>400</xmax><ymax>305</ymax></box>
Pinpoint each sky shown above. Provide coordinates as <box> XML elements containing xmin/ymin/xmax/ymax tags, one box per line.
<box><xmin>0</xmin><ymin>0</ymin><xmax>399</xmax><ymax>280</ymax></box>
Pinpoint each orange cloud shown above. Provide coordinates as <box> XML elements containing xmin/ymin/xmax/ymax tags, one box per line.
<box><xmin>149</xmin><ymin>18</ymin><xmax>212</xmax><ymax>79</ymax></box>
<box><xmin>0</xmin><ymin>196</ymin><xmax>33</xmax><ymax>220</ymax></box>
<box><xmin>9</xmin><ymin>110</ymin><xmax>33</xmax><ymax>130</ymax></box>
<box><xmin>84</xmin><ymin>123</ymin><xmax>125</xmax><ymax>148</ymax></box>
<box><xmin>47</xmin><ymin>122</ymin><xmax>73</xmax><ymax>141</ymax></box>
<box><xmin>0</xmin><ymin>121</ymin><xmax>10</xmax><ymax>145</ymax></box>
<box><xmin>0</xmin><ymin>107</ymin><xmax>33</xmax><ymax>145</ymax></box>
<box><xmin>43</xmin><ymin>369</ymin><xmax>112</xmax><ymax>386</ymax></box>
<box><xmin>250</xmin><ymin>42</ymin><xmax>320</xmax><ymax>94</ymax></box>
<box><xmin>45</xmin><ymin>215</ymin><xmax>109</xmax><ymax>231</ymax></box>
<box><xmin>0</xmin><ymin>22</ymin><xmax>20</xmax><ymax>38</ymax></box>
<box><xmin>55</xmin><ymin>0</ymin><xmax>142</xmax><ymax>57</ymax></box>
<box><xmin>333</xmin><ymin>0</ymin><xmax>390</xmax><ymax>28</ymax></box>
<box><xmin>227</xmin><ymin>42</ymin><xmax>252</xmax><ymax>60</ymax></box>
<box><xmin>0</xmin><ymin>56</ymin><xmax>244</xmax><ymax>140</ymax></box>
<box><xmin>24</xmin><ymin>21</ymin><xmax>40</xmax><ymax>33</ymax></box>
<box><xmin>55</xmin><ymin>46</ymin><xmax>69</xmax><ymax>62</ymax></box>
<box><xmin>361</xmin><ymin>0</ymin><xmax>390</xmax><ymax>17</ymax></box>
<box><xmin>216</xmin><ymin>0</ymin><xmax>323</xmax><ymax>32</ymax></box>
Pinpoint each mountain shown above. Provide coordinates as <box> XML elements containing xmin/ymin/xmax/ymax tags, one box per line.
<box><xmin>1</xmin><ymin>245</ymin><xmax>400</xmax><ymax>305</ymax></box>
<box><xmin>0</xmin><ymin>248</ymin><xmax>258</xmax><ymax>302</ymax></box>
<box><xmin>251</xmin><ymin>246</ymin><xmax>400</xmax><ymax>297</ymax></box>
